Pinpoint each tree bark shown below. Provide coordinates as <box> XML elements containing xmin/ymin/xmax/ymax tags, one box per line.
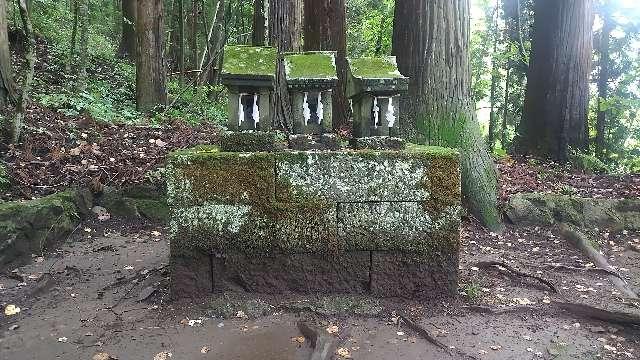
<box><xmin>189</xmin><ymin>0</ymin><xmax>199</xmax><ymax>70</ymax></box>
<box><xmin>487</xmin><ymin>0</ymin><xmax>500</xmax><ymax>151</ymax></box>
<box><xmin>392</xmin><ymin>0</ymin><xmax>502</xmax><ymax>231</ymax></box>
<box><xmin>595</xmin><ymin>11</ymin><xmax>612</xmax><ymax>159</ymax></box>
<box><xmin>303</xmin><ymin>0</ymin><xmax>348</xmax><ymax>129</ymax></box>
<box><xmin>118</xmin><ymin>0</ymin><xmax>137</xmax><ymax>59</ymax></box>
<box><xmin>9</xmin><ymin>0</ymin><xmax>35</xmax><ymax>143</ymax></box>
<box><xmin>136</xmin><ymin>0</ymin><xmax>167</xmax><ymax>112</ymax></box>
<box><xmin>77</xmin><ymin>0</ymin><xmax>89</xmax><ymax>91</ymax></box>
<box><xmin>502</xmin><ymin>67</ymin><xmax>511</xmax><ymax>148</ymax></box>
<box><xmin>514</xmin><ymin>0</ymin><xmax>593</xmax><ymax>161</ymax></box>
<box><xmin>269</xmin><ymin>0</ymin><xmax>303</xmax><ymax>131</ymax></box>
<box><xmin>252</xmin><ymin>0</ymin><xmax>266</xmax><ymax>45</ymax></box>
<box><xmin>0</xmin><ymin>0</ymin><xmax>17</xmax><ymax>107</ymax></box>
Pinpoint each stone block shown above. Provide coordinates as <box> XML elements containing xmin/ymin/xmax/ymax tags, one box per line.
<box><xmin>338</xmin><ymin>202</ymin><xmax>461</xmax><ymax>255</ymax></box>
<box><xmin>276</xmin><ymin>151</ymin><xmax>435</xmax><ymax>202</ymax></box>
<box><xmin>169</xmin><ymin>201</ymin><xmax>339</xmax><ymax>254</ymax></box>
<box><xmin>370</xmin><ymin>252</ymin><xmax>458</xmax><ymax>298</ymax></box>
<box><xmin>351</xmin><ymin>136</ymin><xmax>406</xmax><ymax>151</ymax></box>
<box><xmin>167</xmin><ymin>150</ymin><xmax>275</xmax><ymax>207</ymax></box>
<box><xmin>212</xmin><ymin>251</ymin><xmax>370</xmax><ymax>294</ymax></box>
<box><xmin>219</xmin><ymin>131</ymin><xmax>286</xmax><ymax>153</ymax></box>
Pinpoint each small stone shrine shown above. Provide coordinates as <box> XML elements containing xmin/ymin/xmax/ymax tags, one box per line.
<box><xmin>284</xmin><ymin>51</ymin><xmax>337</xmax><ymax>134</ymax></box>
<box><xmin>347</xmin><ymin>56</ymin><xmax>409</xmax><ymax>138</ymax></box>
<box><xmin>168</xmin><ymin>50</ymin><xmax>462</xmax><ymax>301</ymax></box>
<box><xmin>221</xmin><ymin>45</ymin><xmax>277</xmax><ymax>131</ymax></box>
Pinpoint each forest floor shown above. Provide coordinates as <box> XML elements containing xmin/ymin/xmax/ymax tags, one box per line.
<box><xmin>1</xmin><ymin>217</ymin><xmax>640</xmax><ymax>360</ymax></box>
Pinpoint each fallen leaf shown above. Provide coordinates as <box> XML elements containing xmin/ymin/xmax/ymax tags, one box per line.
<box><xmin>58</xmin><ymin>337</ymin><xmax>68</xmax><ymax>343</ymax></box>
<box><xmin>336</xmin><ymin>347</ymin><xmax>351</xmax><ymax>358</ymax></box>
<box><xmin>236</xmin><ymin>310</ymin><xmax>248</xmax><ymax>319</ymax></box>
<box><xmin>4</xmin><ymin>304</ymin><xmax>20</xmax><ymax>316</ymax></box>
<box><xmin>153</xmin><ymin>352</ymin><xmax>172</xmax><ymax>360</ymax></box>
<box><xmin>326</xmin><ymin>325</ymin><xmax>339</xmax><ymax>334</ymax></box>
<box><xmin>292</xmin><ymin>336</ymin><xmax>305</xmax><ymax>344</ymax></box>
<box><xmin>200</xmin><ymin>346</ymin><xmax>210</xmax><ymax>354</ymax></box>
<box><xmin>93</xmin><ymin>352</ymin><xmax>118</xmax><ymax>360</ymax></box>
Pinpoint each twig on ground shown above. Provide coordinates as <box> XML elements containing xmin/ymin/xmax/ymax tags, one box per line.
<box><xmin>539</xmin><ymin>263</ymin><xmax>623</xmax><ymax>279</ymax></box>
<box><xmin>475</xmin><ymin>260</ymin><xmax>557</xmax><ymax>293</ymax></box>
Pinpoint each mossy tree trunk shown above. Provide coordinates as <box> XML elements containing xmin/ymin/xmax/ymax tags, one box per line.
<box><xmin>136</xmin><ymin>0</ymin><xmax>167</xmax><ymax>112</ymax></box>
<box><xmin>0</xmin><ymin>0</ymin><xmax>17</xmax><ymax>108</ymax></box>
<box><xmin>268</xmin><ymin>0</ymin><xmax>303</xmax><ymax>131</ymax></box>
<box><xmin>10</xmin><ymin>0</ymin><xmax>35</xmax><ymax>143</ymax></box>
<box><xmin>514</xmin><ymin>0</ymin><xmax>593</xmax><ymax>161</ymax></box>
<box><xmin>303</xmin><ymin>0</ymin><xmax>348</xmax><ymax>129</ymax></box>
<box><xmin>392</xmin><ymin>0</ymin><xmax>502</xmax><ymax>231</ymax></box>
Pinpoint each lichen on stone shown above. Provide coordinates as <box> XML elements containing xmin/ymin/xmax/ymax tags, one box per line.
<box><xmin>222</xmin><ymin>45</ymin><xmax>277</xmax><ymax>77</ymax></box>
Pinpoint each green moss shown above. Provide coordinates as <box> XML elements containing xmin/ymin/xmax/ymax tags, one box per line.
<box><xmin>348</xmin><ymin>57</ymin><xmax>404</xmax><ymax>79</ymax></box>
<box><xmin>167</xmin><ymin>151</ymin><xmax>276</xmax><ymax>207</ymax></box>
<box><xmin>219</xmin><ymin>131</ymin><xmax>286</xmax><ymax>153</ymax></box>
<box><xmin>0</xmin><ymin>163</ymin><xmax>9</xmax><ymax>192</ymax></box>
<box><xmin>222</xmin><ymin>45</ymin><xmax>277</xmax><ymax>77</ymax></box>
<box><xmin>284</xmin><ymin>52</ymin><xmax>337</xmax><ymax>79</ymax></box>
<box><xmin>406</xmin><ymin>143</ymin><xmax>460</xmax><ymax>158</ymax></box>
<box><xmin>135</xmin><ymin>198</ymin><xmax>170</xmax><ymax>223</ymax></box>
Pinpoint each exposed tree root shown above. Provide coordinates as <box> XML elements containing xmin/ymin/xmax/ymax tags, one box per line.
<box><xmin>475</xmin><ymin>260</ymin><xmax>557</xmax><ymax>293</ymax></box>
<box><xmin>553</xmin><ymin>301</ymin><xmax>640</xmax><ymax>326</ymax></box>
<box><xmin>559</xmin><ymin>224</ymin><xmax>638</xmax><ymax>299</ymax></box>
<box><xmin>463</xmin><ymin>305</ymin><xmax>539</xmax><ymax>315</ymax></box>
<box><xmin>539</xmin><ymin>263</ymin><xmax>622</xmax><ymax>279</ymax></box>
<box><xmin>398</xmin><ymin>314</ymin><xmax>447</xmax><ymax>350</ymax></box>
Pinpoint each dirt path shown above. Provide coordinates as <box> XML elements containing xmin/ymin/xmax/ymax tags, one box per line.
<box><xmin>1</xmin><ymin>221</ymin><xmax>640</xmax><ymax>359</ymax></box>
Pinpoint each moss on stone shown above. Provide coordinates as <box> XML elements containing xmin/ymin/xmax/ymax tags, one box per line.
<box><xmin>222</xmin><ymin>45</ymin><xmax>277</xmax><ymax>77</ymax></box>
<box><xmin>219</xmin><ymin>131</ymin><xmax>286</xmax><ymax>153</ymax></box>
<box><xmin>348</xmin><ymin>57</ymin><xmax>404</xmax><ymax>79</ymax></box>
<box><xmin>167</xmin><ymin>151</ymin><xmax>276</xmax><ymax>207</ymax></box>
<box><xmin>284</xmin><ymin>52</ymin><xmax>337</xmax><ymax>80</ymax></box>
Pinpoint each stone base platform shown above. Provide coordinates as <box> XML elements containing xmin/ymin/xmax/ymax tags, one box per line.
<box><xmin>167</xmin><ymin>144</ymin><xmax>462</xmax><ymax>299</ymax></box>
<box><xmin>170</xmin><ymin>249</ymin><xmax>458</xmax><ymax>299</ymax></box>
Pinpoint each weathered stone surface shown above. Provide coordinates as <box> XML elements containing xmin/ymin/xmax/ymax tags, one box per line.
<box><xmin>169</xmin><ymin>247</ymin><xmax>212</xmax><ymax>299</ymax></box>
<box><xmin>370</xmin><ymin>252</ymin><xmax>458</xmax><ymax>298</ymax></box>
<box><xmin>505</xmin><ymin>193</ymin><xmax>640</xmax><ymax>230</ymax></box>
<box><xmin>170</xmin><ymin>201</ymin><xmax>339</xmax><ymax>254</ymax></box>
<box><xmin>351</xmin><ymin>136</ymin><xmax>406</xmax><ymax>151</ymax></box>
<box><xmin>276</xmin><ymin>151</ymin><xmax>434</xmax><ymax>202</ymax></box>
<box><xmin>338</xmin><ymin>202</ymin><xmax>461</xmax><ymax>256</ymax></box>
<box><xmin>212</xmin><ymin>251</ymin><xmax>370</xmax><ymax>294</ymax></box>
<box><xmin>167</xmin><ymin>149</ymin><xmax>275</xmax><ymax>207</ymax></box>
<box><xmin>98</xmin><ymin>187</ymin><xmax>169</xmax><ymax>222</ymax></box>
<box><xmin>0</xmin><ymin>190</ymin><xmax>90</xmax><ymax>270</ymax></box>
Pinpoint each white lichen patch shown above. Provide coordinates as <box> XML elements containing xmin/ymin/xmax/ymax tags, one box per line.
<box><xmin>170</xmin><ymin>203</ymin><xmax>251</xmax><ymax>239</ymax></box>
<box><xmin>277</xmin><ymin>153</ymin><xmax>430</xmax><ymax>202</ymax></box>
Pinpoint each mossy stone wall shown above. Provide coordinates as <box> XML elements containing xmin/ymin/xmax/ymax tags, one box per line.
<box><xmin>167</xmin><ymin>147</ymin><xmax>461</xmax><ymax>259</ymax></box>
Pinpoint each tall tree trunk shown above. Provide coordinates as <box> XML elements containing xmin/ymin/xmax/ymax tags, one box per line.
<box><xmin>487</xmin><ymin>0</ymin><xmax>500</xmax><ymax>150</ymax></box>
<box><xmin>0</xmin><ymin>0</ymin><xmax>17</xmax><ymax>107</ymax></box>
<box><xmin>269</xmin><ymin>0</ymin><xmax>303</xmax><ymax>131</ymax></box>
<box><xmin>595</xmin><ymin>12</ymin><xmax>612</xmax><ymax>159</ymax></box>
<box><xmin>136</xmin><ymin>0</ymin><xmax>167</xmax><ymax>112</ymax></box>
<box><xmin>77</xmin><ymin>0</ymin><xmax>89</xmax><ymax>91</ymax></box>
<box><xmin>514</xmin><ymin>0</ymin><xmax>593</xmax><ymax>161</ymax></box>
<box><xmin>189</xmin><ymin>0</ymin><xmax>199</xmax><ymax>70</ymax></box>
<box><xmin>303</xmin><ymin>0</ymin><xmax>348</xmax><ymax>129</ymax></box>
<box><xmin>392</xmin><ymin>0</ymin><xmax>502</xmax><ymax>231</ymax></box>
<box><xmin>502</xmin><ymin>67</ymin><xmax>511</xmax><ymax>149</ymax></box>
<box><xmin>118</xmin><ymin>0</ymin><xmax>137</xmax><ymax>59</ymax></box>
<box><xmin>10</xmin><ymin>0</ymin><xmax>35</xmax><ymax>143</ymax></box>
<box><xmin>67</xmin><ymin>0</ymin><xmax>79</xmax><ymax>72</ymax></box>
<box><xmin>252</xmin><ymin>0</ymin><xmax>265</xmax><ymax>45</ymax></box>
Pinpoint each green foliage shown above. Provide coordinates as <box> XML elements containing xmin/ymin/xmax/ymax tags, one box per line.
<box><xmin>569</xmin><ymin>151</ymin><xmax>609</xmax><ymax>174</ymax></box>
<box><xmin>346</xmin><ymin>0</ymin><xmax>394</xmax><ymax>57</ymax></box>
<box><xmin>461</xmin><ymin>282</ymin><xmax>482</xmax><ymax>302</ymax></box>
<box><xmin>161</xmin><ymin>82</ymin><xmax>227</xmax><ymax>125</ymax></box>
<box><xmin>0</xmin><ymin>163</ymin><xmax>9</xmax><ymax>192</ymax></box>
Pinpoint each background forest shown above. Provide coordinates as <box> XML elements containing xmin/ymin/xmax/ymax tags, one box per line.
<box><xmin>0</xmin><ymin>0</ymin><xmax>638</xmax><ymax>201</ymax></box>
